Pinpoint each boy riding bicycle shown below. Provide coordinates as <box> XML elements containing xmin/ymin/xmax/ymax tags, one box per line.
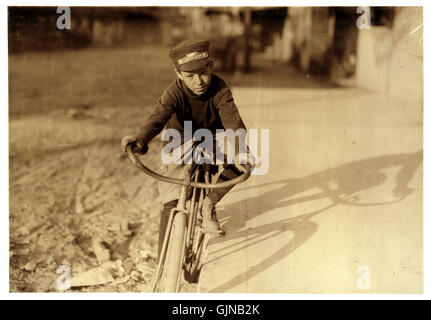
<box><xmin>121</xmin><ymin>40</ymin><xmax>252</xmax><ymax>256</ymax></box>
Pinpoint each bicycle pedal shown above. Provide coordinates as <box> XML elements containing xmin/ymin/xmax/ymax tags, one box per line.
<box><xmin>202</xmin><ymin>228</ymin><xmax>225</xmax><ymax>236</ymax></box>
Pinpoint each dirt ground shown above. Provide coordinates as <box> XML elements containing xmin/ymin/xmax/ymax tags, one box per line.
<box><xmin>8</xmin><ymin>46</ymin><xmax>189</xmax><ymax>292</ymax></box>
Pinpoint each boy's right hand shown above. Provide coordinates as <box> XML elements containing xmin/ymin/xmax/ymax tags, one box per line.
<box><xmin>121</xmin><ymin>135</ymin><xmax>148</xmax><ymax>155</ymax></box>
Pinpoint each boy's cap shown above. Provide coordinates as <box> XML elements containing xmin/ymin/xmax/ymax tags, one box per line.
<box><xmin>169</xmin><ymin>40</ymin><xmax>210</xmax><ymax>72</ymax></box>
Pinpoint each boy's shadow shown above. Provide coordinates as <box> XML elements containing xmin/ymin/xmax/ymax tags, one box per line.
<box><xmin>206</xmin><ymin>150</ymin><xmax>423</xmax><ymax>292</ymax></box>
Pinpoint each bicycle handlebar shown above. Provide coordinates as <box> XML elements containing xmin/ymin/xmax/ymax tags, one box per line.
<box><xmin>126</xmin><ymin>145</ymin><xmax>250</xmax><ymax>189</ymax></box>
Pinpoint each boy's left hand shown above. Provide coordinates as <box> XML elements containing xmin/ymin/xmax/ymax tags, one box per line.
<box><xmin>121</xmin><ymin>135</ymin><xmax>148</xmax><ymax>154</ymax></box>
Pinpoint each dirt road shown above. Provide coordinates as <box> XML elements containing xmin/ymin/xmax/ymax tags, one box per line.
<box><xmin>9</xmin><ymin>46</ymin><xmax>423</xmax><ymax>293</ymax></box>
<box><xmin>198</xmin><ymin>82</ymin><xmax>423</xmax><ymax>293</ymax></box>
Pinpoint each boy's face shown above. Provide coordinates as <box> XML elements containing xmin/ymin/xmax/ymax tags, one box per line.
<box><xmin>175</xmin><ymin>62</ymin><xmax>213</xmax><ymax>96</ymax></box>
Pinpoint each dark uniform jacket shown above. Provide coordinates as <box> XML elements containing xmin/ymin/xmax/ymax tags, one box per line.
<box><xmin>137</xmin><ymin>74</ymin><xmax>246</xmax><ymax>145</ymax></box>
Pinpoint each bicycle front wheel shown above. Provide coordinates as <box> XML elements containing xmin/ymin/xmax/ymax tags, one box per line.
<box><xmin>158</xmin><ymin>211</ymin><xmax>187</xmax><ymax>292</ymax></box>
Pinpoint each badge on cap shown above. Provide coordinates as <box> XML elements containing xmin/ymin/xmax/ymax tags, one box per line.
<box><xmin>177</xmin><ymin>51</ymin><xmax>209</xmax><ymax>66</ymax></box>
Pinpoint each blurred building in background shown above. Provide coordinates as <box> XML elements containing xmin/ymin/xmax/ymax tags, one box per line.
<box><xmin>263</xmin><ymin>6</ymin><xmax>422</xmax><ymax>100</ymax></box>
<box><xmin>8</xmin><ymin>6</ymin><xmax>422</xmax><ymax>98</ymax></box>
<box><xmin>8</xmin><ymin>7</ymin><xmax>183</xmax><ymax>51</ymax></box>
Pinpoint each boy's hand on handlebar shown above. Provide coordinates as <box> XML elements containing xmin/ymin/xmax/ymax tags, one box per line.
<box><xmin>234</xmin><ymin>154</ymin><xmax>252</xmax><ymax>173</ymax></box>
<box><xmin>236</xmin><ymin>162</ymin><xmax>252</xmax><ymax>173</ymax></box>
<box><xmin>121</xmin><ymin>135</ymin><xmax>148</xmax><ymax>155</ymax></box>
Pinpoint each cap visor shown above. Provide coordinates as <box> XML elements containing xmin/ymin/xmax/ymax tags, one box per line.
<box><xmin>177</xmin><ymin>58</ymin><xmax>210</xmax><ymax>72</ymax></box>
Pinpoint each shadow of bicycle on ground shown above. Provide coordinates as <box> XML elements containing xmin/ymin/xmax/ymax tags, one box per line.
<box><xmin>206</xmin><ymin>150</ymin><xmax>423</xmax><ymax>292</ymax></box>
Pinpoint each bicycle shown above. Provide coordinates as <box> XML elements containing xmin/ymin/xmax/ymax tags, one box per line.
<box><xmin>126</xmin><ymin>145</ymin><xmax>251</xmax><ymax>292</ymax></box>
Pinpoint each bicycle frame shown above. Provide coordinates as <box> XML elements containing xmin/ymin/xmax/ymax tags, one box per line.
<box><xmin>126</xmin><ymin>146</ymin><xmax>250</xmax><ymax>292</ymax></box>
<box><xmin>152</xmin><ymin>164</ymin><xmax>210</xmax><ymax>292</ymax></box>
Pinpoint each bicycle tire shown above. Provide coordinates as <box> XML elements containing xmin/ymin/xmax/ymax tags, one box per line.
<box><xmin>158</xmin><ymin>212</ymin><xmax>187</xmax><ymax>292</ymax></box>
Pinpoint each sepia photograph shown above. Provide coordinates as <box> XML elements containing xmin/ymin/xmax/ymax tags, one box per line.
<box><xmin>8</xmin><ymin>5</ymin><xmax>423</xmax><ymax>295</ymax></box>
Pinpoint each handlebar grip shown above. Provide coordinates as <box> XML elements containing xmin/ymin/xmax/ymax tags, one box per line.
<box><xmin>126</xmin><ymin>145</ymin><xmax>250</xmax><ymax>189</ymax></box>
<box><xmin>126</xmin><ymin>145</ymin><xmax>185</xmax><ymax>186</ymax></box>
